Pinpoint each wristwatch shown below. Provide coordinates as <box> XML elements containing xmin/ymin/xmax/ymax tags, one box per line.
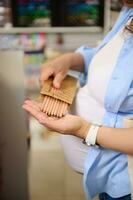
<box><xmin>83</xmin><ymin>124</ymin><xmax>101</xmax><ymax>146</ymax></box>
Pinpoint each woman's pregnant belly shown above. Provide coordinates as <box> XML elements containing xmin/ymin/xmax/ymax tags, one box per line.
<box><xmin>60</xmin><ymin>85</ymin><xmax>105</xmax><ymax>173</ymax></box>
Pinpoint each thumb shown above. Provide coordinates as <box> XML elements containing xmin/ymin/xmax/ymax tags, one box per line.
<box><xmin>53</xmin><ymin>73</ymin><xmax>65</xmax><ymax>89</ymax></box>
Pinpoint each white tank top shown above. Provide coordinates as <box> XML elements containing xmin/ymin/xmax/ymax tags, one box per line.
<box><xmin>75</xmin><ymin>21</ymin><xmax>124</xmax><ymax>124</ymax></box>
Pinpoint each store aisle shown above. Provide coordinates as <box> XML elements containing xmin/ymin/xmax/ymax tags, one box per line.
<box><xmin>28</xmin><ymin>118</ymin><xmax>87</xmax><ymax>200</ymax></box>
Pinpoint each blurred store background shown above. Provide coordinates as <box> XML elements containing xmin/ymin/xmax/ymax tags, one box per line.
<box><xmin>0</xmin><ymin>1</ymin><xmax>122</xmax><ymax>200</ymax></box>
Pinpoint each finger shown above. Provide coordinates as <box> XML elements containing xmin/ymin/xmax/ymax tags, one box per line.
<box><xmin>53</xmin><ymin>73</ymin><xmax>65</xmax><ymax>89</ymax></box>
<box><xmin>24</xmin><ymin>99</ymin><xmax>41</xmax><ymax>106</ymax></box>
<box><xmin>23</xmin><ymin>104</ymin><xmax>43</xmax><ymax>120</ymax></box>
<box><xmin>23</xmin><ymin>103</ymin><xmax>50</xmax><ymax>125</ymax></box>
<box><xmin>40</xmin><ymin>67</ymin><xmax>53</xmax><ymax>85</ymax></box>
<box><xmin>23</xmin><ymin>103</ymin><xmax>65</xmax><ymax>131</ymax></box>
<box><xmin>24</xmin><ymin>100</ymin><xmax>41</xmax><ymax>111</ymax></box>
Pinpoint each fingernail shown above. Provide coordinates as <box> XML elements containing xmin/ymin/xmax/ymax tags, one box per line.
<box><xmin>53</xmin><ymin>81</ymin><xmax>60</xmax><ymax>89</ymax></box>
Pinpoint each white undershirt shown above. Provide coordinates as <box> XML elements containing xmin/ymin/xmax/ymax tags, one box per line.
<box><xmin>75</xmin><ymin>27</ymin><xmax>124</xmax><ymax>124</ymax></box>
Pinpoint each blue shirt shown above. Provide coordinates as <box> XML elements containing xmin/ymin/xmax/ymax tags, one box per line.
<box><xmin>76</xmin><ymin>7</ymin><xmax>133</xmax><ymax>199</ymax></box>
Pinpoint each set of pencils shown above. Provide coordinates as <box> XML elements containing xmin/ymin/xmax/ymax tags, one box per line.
<box><xmin>41</xmin><ymin>94</ymin><xmax>68</xmax><ymax>118</ymax></box>
<box><xmin>40</xmin><ymin>75</ymin><xmax>77</xmax><ymax>118</ymax></box>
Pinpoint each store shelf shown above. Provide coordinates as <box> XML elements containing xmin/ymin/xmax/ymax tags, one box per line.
<box><xmin>0</xmin><ymin>26</ymin><xmax>103</xmax><ymax>34</ymax></box>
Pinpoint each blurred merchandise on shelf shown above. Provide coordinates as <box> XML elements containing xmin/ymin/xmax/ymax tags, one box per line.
<box><xmin>0</xmin><ymin>34</ymin><xmax>19</xmax><ymax>49</ymax></box>
<box><xmin>65</xmin><ymin>0</ymin><xmax>103</xmax><ymax>26</ymax></box>
<box><xmin>43</xmin><ymin>33</ymin><xmax>65</xmax><ymax>63</ymax></box>
<box><xmin>0</xmin><ymin>32</ymin><xmax>46</xmax><ymax>50</ymax></box>
<box><xmin>0</xmin><ymin>0</ymin><xmax>12</xmax><ymax>27</ymax></box>
<box><xmin>12</xmin><ymin>0</ymin><xmax>51</xmax><ymax>27</ymax></box>
<box><xmin>20</xmin><ymin>33</ymin><xmax>46</xmax><ymax>91</ymax></box>
<box><xmin>19</xmin><ymin>32</ymin><xmax>46</xmax><ymax>51</ymax></box>
<box><xmin>44</xmin><ymin>46</ymin><xmax>62</xmax><ymax>61</ymax></box>
<box><xmin>24</xmin><ymin>51</ymin><xmax>44</xmax><ymax>91</ymax></box>
<box><xmin>11</xmin><ymin>0</ymin><xmax>104</xmax><ymax>27</ymax></box>
<box><xmin>111</xmin><ymin>0</ymin><xmax>122</xmax><ymax>11</ymax></box>
<box><xmin>51</xmin><ymin>0</ymin><xmax>104</xmax><ymax>27</ymax></box>
<box><xmin>0</xmin><ymin>33</ymin><xmax>46</xmax><ymax>91</ymax></box>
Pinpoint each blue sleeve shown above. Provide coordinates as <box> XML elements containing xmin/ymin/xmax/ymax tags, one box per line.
<box><xmin>75</xmin><ymin>45</ymin><xmax>96</xmax><ymax>86</ymax></box>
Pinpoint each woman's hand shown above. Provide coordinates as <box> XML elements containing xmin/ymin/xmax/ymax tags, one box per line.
<box><xmin>40</xmin><ymin>54</ymin><xmax>72</xmax><ymax>88</ymax></box>
<box><xmin>23</xmin><ymin>100</ymin><xmax>90</xmax><ymax>139</ymax></box>
<box><xmin>40</xmin><ymin>52</ymin><xmax>84</xmax><ymax>88</ymax></box>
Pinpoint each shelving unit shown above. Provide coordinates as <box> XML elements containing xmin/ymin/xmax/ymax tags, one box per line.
<box><xmin>0</xmin><ymin>26</ymin><xmax>103</xmax><ymax>34</ymax></box>
<box><xmin>0</xmin><ymin>0</ymin><xmax>112</xmax><ymax>94</ymax></box>
<box><xmin>0</xmin><ymin>0</ymin><xmax>111</xmax><ymax>34</ymax></box>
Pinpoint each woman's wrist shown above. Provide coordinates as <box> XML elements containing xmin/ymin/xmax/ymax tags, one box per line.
<box><xmin>74</xmin><ymin>119</ymin><xmax>91</xmax><ymax>139</ymax></box>
<box><xmin>96</xmin><ymin>126</ymin><xmax>117</xmax><ymax>148</ymax></box>
<box><xmin>67</xmin><ymin>52</ymin><xmax>84</xmax><ymax>72</ymax></box>
<box><xmin>96</xmin><ymin>126</ymin><xmax>103</xmax><ymax>145</ymax></box>
<box><xmin>61</xmin><ymin>53</ymin><xmax>74</xmax><ymax>68</ymax></box>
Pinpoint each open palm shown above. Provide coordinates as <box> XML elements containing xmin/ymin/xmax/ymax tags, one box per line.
<box><xmin>23</xmin><ymin>100</ymin><xmax>89</xmax><ymax>139</ymax></box>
